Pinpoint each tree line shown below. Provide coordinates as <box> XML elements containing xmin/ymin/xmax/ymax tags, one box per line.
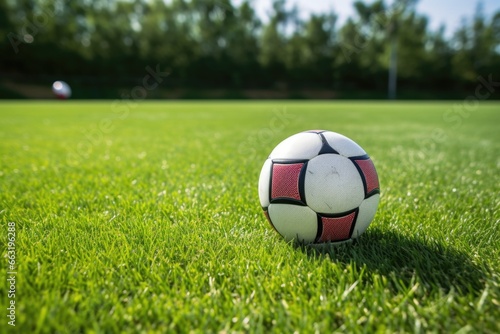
<box><xmin>1</xmin><ymin>0</ymin><xmax>499</xmax><ymax>98</ymax></box>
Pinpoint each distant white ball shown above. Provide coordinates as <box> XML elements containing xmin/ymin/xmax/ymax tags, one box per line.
<box><xmin>258</xmin><ymin>130</ymin><xmax>380</xmax><ymax>244</ymax></box>
<box><xmin>52</xmin><ymin>81</ymin><xmax>71</xmax><ymax>99</ymax></box>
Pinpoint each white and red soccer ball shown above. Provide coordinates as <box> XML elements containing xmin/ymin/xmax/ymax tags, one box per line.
<box><xmin>258</xmin><ymin>130</ymin><xmax>380</xmax><ymax>244</ymax></box>
<box><xmin>52</xmin><ymin>81</ymin><xmax>71</xmax><ymax>99</ymax></box>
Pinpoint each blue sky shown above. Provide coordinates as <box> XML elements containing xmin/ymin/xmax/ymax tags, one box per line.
<box><xmin>244</xmin><ymin>0</ymin><xmax>500</xmax><ymax>36</ymax></box>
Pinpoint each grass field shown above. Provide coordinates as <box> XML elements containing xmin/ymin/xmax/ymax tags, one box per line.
<box><xmin>1</xmin><ymin>101</ymin><xmax>499</xmax><ymax>333</ymax></box>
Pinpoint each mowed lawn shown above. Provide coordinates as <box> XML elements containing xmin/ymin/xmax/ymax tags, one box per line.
<box><xmin>0</xmin><ymin>101</ymin><xmax>499</xmax><ymax>333</ymax></box>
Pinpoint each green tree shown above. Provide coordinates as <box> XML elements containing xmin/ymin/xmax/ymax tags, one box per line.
<box><xmin>451</xmin><ymin>4</ymin><xmax>500</xmax><ymax>88</ymax></box>
<box><xmin>301</xmin><ymin>14</ymin><xmax>337</xmax><ymax>87</ymax></box>
<box><xmin>259</xmin><ymin>0</ymin><xmax>292</xmax><ymax>87</ymax></box>
<box><xmin>424</xmin><ymin>25</ymin><xmax>454</xmax><ymax>89</ymax></box>
<box><xmin>1</xmin><ymin>0</ymin><xmax>499</xmax><ymax>98</ymax></box>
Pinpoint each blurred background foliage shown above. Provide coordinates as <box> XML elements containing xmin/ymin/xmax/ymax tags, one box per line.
<box><xmin>1</xmin><ymin>0</ymin><xmax>499</xmax><ymax>99</ymax></box>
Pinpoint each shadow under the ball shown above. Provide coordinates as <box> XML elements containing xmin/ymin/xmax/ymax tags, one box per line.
<box><xmin>298</xmin><ymin>229</ymin><xmax>486</xmax><ymax>295</ymax></box>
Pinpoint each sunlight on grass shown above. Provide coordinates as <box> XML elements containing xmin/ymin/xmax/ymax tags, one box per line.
<box><xmin>0</xmin><ymin>101</ymin><xmax>499</xmax><ymax>333</ymax></box>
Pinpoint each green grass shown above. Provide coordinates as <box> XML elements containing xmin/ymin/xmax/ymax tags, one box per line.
<box><xmin>1</xmin><ymin>101</ymin><xmax>499</xmax><ymax>333</ymax></box>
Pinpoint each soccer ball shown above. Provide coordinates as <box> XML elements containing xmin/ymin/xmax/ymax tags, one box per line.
<box><xmin>52</xmin><ymin>81</ymin><xmax>71</xmax><ymax>99</ymax></box>
<box><xmin>258</xmin><ymin>130</ymin><xmax>380</xmax><ymax>244</ymax></box>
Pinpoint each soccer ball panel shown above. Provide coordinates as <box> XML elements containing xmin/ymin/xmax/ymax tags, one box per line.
<box><xmin>352</xmin><ymin>194</ymin><xmax>380</xmax><ymax>238</ymax></box>
<box><xmin>304</xmin><ymin>154</ymin><xmax>364</xmax><ymax>214</ymax></box>
<box><xmin>353</xmin><ymin>158</ymin><xmax>380</xmax><ymax>195</ymax></box>
<box><xmin>317</xmin><ymin>211</ymin><xmax>357</xmax><ymax>243</ymax></box>
<box><xmin>270</xmin><ymin>162</ymin><xmax>306</xmax><ymax>203</ymax></box>
<box><xmin>322</xmin><ymin>131</ymin><xmax>366</xmax><ymax>157</ymax></box>
<box><xmin>258</xmin><ymin>159</ymin><xmax>273</xmax><ymax>208</ymax></box>
<box><xmin>269</xmin><ymin>132</ymin><xmax>322</xmax><ymax>160</ymax></box>
<box><xmin>268</xmin><ymin>204</ymin><xmax>318</xmax><ymax>243</ymax></box>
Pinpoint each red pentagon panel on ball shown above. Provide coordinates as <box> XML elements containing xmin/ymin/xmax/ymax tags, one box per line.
<box><xmin>271</xmin><ymin>163</ymin><xmax>304</xmax><ymax>201</ymax></box>
<box><xmin>318</xmin><ymin>211</ymin><xmax>357</xmax><ymax>242</ymax></box>
<box><xmin>355</xmin><ymin>159</ymin><xmax>380</xmax><ymax>194</ymax></box>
